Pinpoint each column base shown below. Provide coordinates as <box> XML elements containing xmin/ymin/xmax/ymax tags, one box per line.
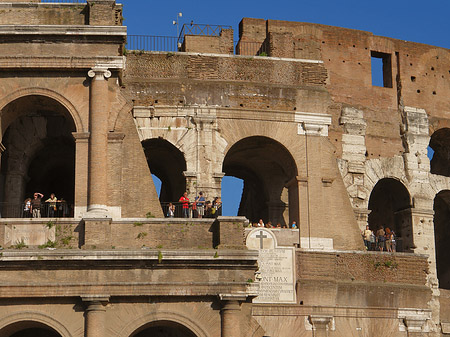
<box><xmin>85</xmin><ymin>205</ymin><xmax>121</xmax><ymax>219</ymax></box>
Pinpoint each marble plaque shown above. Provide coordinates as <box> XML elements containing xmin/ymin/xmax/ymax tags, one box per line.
<box><xmin>246</xmin><ymin>228</ymin><xmax>296</xmax><ymax>304</ymax></box>
<box><xmin>4</xmin><ymin>224</ymin><xmax>55</xmax><ymax>246</ymax></box>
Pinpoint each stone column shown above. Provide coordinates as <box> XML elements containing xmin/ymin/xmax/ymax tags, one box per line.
<box><xmin>309</xmin><ymin>315</ymin><xmax>333</xmax><ymax>337</ymax></box>
<box><xmin>82</xmin><ymin>296</ymin><xmax>109</xmax><ymax>337</ymax></box>
<box><xmin>87</xmin><ymin>67</ymin><xmax>111</xmax><ymax>216</ymax></box>
<box><xmin>72</xmin><ymin>132</ymin><xmax>90</xmax><ymax>218</ymax></box>
<box><xmin>219</xmin><ymin>295</ymin><xmax>245</xmax><ymax>337</ymax></box>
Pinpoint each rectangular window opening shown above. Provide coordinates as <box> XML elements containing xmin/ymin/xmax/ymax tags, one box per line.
<box><xmin>371</xmin><ymin>51</ymin><xmax>392</xmax><ymax>88</ymax></box>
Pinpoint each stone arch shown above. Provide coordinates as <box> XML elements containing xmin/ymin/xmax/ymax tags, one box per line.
<box><xmin>222</xmin><ymin>135</ymin><xmax>298</xmax><ymax>226</ymax></box>
<box><xmin>429</xmin><ymin>128</ymin><xmax>450</xmax><ymax>177</ymax></box>
<box><xmin>142</xmin><ymin>138</ymin><xmax>187</xmax><ymax>202</ymax></box>
<box><xmin>0</xmin><ymin>94</ymin><xmax>77</xmax><ymax>216</ymax></box>
<box><xmin>0</xmin><ymin>312</ymin><xmax>71</xmax><ymax>337</ymax></box>
<box><xmin>433</xmin><ymin>190</ymin><xmax>450</xmax><ymax>289</ymax></box>
<box><xmin>0</xmin><ymin>87</ymin><xmax>84</xmax><ymax>135</ymax></box>
<box><xmin>368</xmin><ymin>177</ymin><xmax>413</xmax><ymax>252</ymax></box>
<box><xmin>118</xmin><ymin>311</ymin><xmax>208</xmax><ymax>337</ymax></box>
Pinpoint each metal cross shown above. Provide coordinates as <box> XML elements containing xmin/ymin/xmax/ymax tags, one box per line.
<box><xmin>256</xmin><ymin>230</ymin><xmax>268</xmax><ymax>249</ymax></box>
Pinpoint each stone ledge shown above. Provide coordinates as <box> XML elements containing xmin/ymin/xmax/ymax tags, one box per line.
<box><xmin>0</xmin><ymin>24</ymin><xmax>126</xmax><ymax>36</ymax></box>
<box><xmin>0</xmin><ymin>249</ymin><xmax>259</xmax><ymax>261</ymax></box>
<box><xmin>0</xmin><ymin>56</ymin><xmax>125</xmax><ymax>69</ymax></box>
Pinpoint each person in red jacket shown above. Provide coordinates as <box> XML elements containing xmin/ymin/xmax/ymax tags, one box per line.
<box><xmin>179</xmin><ymin>192</ymin><xmax>190</xmax><ymax>218</ymax></box>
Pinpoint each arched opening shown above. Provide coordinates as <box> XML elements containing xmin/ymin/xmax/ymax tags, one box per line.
<box><xmin>0</xmin><ymin>321</ymin><xmax>62</xmax><ymax>337</ymax></box>
<box><xmin>0</xmin><ymin>95</ymin><xmax>76</xmax><ymax>218</ymax></box>
<box><xmin>434</xmin><ymin>190</ymin><xmax>450</xmax><ymax>289</ymax></box>
<box><xmin>130</xmin><ymin>320</ymin><xmax>197</xmax><ymax>337</ymax></box>
<box><xmin>141</xmin><ymin>138</ymin><xmax>187</xmax><ymax>203</ymax></box>
<box><xmin>368</xmin><ymin>178</ymin><xmax>412</xmax><ymax>252</ymax></box>
<box><xmin>222</xmin><ymin>136</ymin><xmax>298</xmax><ymax>226</ymax></box>
<box><xmin>429</xmin><ymin>128</ymin><xmax>450</xmax><ymax>177</ymax></box>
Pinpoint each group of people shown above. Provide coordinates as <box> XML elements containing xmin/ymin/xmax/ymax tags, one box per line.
<box><xmin>362</xmin><ymin>225</ymin><xmax>396</xmax><ymax>252</ymax></box>
<box><xmin>166</xmin><ymin>191</ymin><xmax>222</xmax><ymax>218</ymax></box>
<box><xmin>253</xmin><ymin>219</ymin><xmax>297</xmax><ymax>229</ymax></box>
<box><xmin>23</xmin><ymin>192</ymin><xmax>62</xmax><ymax>218</ymax></box>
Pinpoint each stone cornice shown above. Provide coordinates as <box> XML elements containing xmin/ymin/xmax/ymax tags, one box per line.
<box><xmin>0</xmin><ymin>25</ymin><xmax>126</xmax><ymax>36</ymax></box>
<box><xmin>0</xmin><ymin>56</ymin><xmax>125</xmax><ymax>70</ymax></box>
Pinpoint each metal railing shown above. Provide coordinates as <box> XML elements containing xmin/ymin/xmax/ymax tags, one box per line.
<box><xmin>0</xmin><ymin>202</ymin><xmax>72</xmax><ymax>218</ymax></box>
<box><xmin>178</xmin><ymin>23</ymin><xmax>232</xmax><ymax>45</ymax></box>
<box><xmin>126</xmin><ymin>35</ymin><xmax>178</xmax><ymax>53</ymax></box>
<box><xmin>161</xmin><ymin>202</ymin><xmax>222</xmax><ymax>219</ymax></box>
<box><xmin>126</xmin><ymin>34</ymin><xmax>270</xmax><ymax>57</ymax></box>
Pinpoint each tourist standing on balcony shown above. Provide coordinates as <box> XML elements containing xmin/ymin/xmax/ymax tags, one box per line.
<box><xmin>23</xmin><ymin>198</ymin><xmax>32</xmax><ymax>218</ymax></box>
<box><xmin>195</xmin><ymin>191</ymin><xmax>205</xmax><ymax>218</ymax></box>
<box><xmin>179</xmin><ymin>192</ymin><xmax>190</xmax><ymax>218</ymax></box>
<box><xmin>45</xmin><ymin>193</ymin><xmax>58</xmax><ymax>218</ymax></box>
<box><xmin>31</xmin><ymin>192</ymin><xmax>44</xmax><ymax>218</ymax></box>
<box><xmin>167</xmin><ymin>202</ymin><xmax>175</xmax><ymax>218</ymax></box>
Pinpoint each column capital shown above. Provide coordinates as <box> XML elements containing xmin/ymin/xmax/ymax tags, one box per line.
<box><xmin>88</xmin><ymin>67</ymin><xmax>111</xmax><ymax>80</ymax></box>
<box><xmin>308</xmin><ymin>315</ymin><xmax>334</xmax><ymax>331</ymax></box>
<box><xmin>72</xmin><ymin>132</ymin><xmax>90</xmax><ymax>142</ymax></box>
<box><xmin>81</xmin><ymin>295</ymin><xmax>110</xmax><ymax>311</ymax></box>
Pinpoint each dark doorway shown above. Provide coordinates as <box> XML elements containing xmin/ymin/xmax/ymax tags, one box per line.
<box><xmin>10</xmin><ymin>328</ymin><xmax>61</xmax><ymax>337</ymax></box>
<box><xmin>368</xmin><ymin>178</ymin><xmax>412</xmax><ymax>252</ymax></box>
<box><xmin>142</xmin><ymin>138</ymin><xmax>187</xmax><ymax>203</ymax></box>
<box><xmin>434</xmin><ymin>190</ymin><xmax>450</xmax><ymax>289</ymax></box>
<box><xmin>0</xmin><ymin>95</ymin><xmax>76</xmax><ymax>217</ymax></box>
<box><xmin>222</xmin><ymin>136</ymin><xmax>298</xmax><ymax>226</ymax></box>
<box><xmin>429</xmin><ymin>128</ymin><xmax>450</xmax><ymax>177</ymax></box>
<box><xmin>131</xmin><ymin>321</ymin><xmax>197</xmax><ymax>337</ymax></box>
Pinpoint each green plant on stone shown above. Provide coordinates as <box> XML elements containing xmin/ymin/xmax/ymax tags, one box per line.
<box><xmin>38</xmin><ymin>239</ymin><xmax>56</xmax><ymax>249</ymax></box>
<box><xmin>133</xmin><ymin>222</ymin><xmax>143</xmax><ymax>227</ymax></box>
<box><xmin>137</xmin><ymin>232</ymin><xmax>148</xmax><ymax>239</ymax></box>
<box><xmin>13</xmin><ymin>239</ymin><xmax>27</xmax><ymax>250</ymax></box>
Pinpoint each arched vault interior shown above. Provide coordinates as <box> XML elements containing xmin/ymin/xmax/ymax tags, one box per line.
<box><xmin>131</xmin><ymin>320</ymin><xmax>197</xmax><ymax>337</ymax></box>
<box><xmin>368</xmin><ymin>178</ymin><xmax>412</xmax><ymax>252</ymax></box>
<box><xmin>142</xmin><ymin>138</ymin><xmax>187</xmax><ymax>203</ymax></box>
<box><xmin>0</xmin><ymin>95</ymin><xmax>76</xmax><ymax>215</ymax></box>
<box><xmin>434</xmin><ymin>190</ymin><xmax>450</xmax><ymax>289</ymax></box>
<box><xmin>222</xmin><ymin>136</ymin><xmax>298</xmax><ymax>225</ymax></box>
<box><xmin>429</xmin><ymin>128</ymin><xmax>450</xmax><ymax>177</ymax></box>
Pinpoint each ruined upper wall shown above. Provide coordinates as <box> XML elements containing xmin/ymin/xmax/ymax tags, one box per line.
<box><xmin>0</xmin><ymin>0</ymin><xmax>122</xmax><ymax>26</ymax></box>
<box><xmin>238</xmin><ymin>18</ymin><xmax>450</xmax><ymax>158</ymax></box>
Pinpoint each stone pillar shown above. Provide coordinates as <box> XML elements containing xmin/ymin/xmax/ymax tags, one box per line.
<box><xmin>107</xmin><ymin>132</ymin><xmax>125</xmax><ymax>219</ymax></box>
<box><xmin>87</xmin><ymin>67</ymin><xmax>111</xmax><ymax>216</ymax></box>
<box><xmin>219</xmin><ymin>295</ymin><xmax>246</xmax><ymax>337</ymax></box>
<box><xmin>73</xmin><ymin>132</ymin><xmax>90</xmax><ymax>218</ymax></box>
<box><xmin>309</xmin><ymin>315</ymin><xmax>333</xmax><ymax>337</ymax></box>
<box><xmin>82</xmin><ymin>296</ymin><xmax>109</xmax><ymax>337</ymax></box>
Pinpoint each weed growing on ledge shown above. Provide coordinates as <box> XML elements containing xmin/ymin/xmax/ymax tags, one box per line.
<box><xmin>133</xmin><ymin>222</ymin><xmax>143</xmax><ymax>227</ymax></box>
<box><xmin>46</xmin><ymin>221</ymin><xmax>55</xmax><ymax>229</ymax></box>
<box><xmin>158</xmin><ymin>250</ymin><xmax>163</xmax><ymax>263</ymax></box>
<box><xmin>12</xmin><ymin>239</ymin><xmax>27</xmax><ymax>250</ymax></box>
<box><xmin>146</xmin><ymin>212</ymin><xmax>155</xmax><ymax>218</ymax></box>
<box><xmin>38</xmin><ymin>240</ymin><xmax>56</xmax><ymax>249</ymax></box>
<box><xmin>137</xmin><ymin>232</ymin><xmax>147</xmax><ymax>239</ymax></box>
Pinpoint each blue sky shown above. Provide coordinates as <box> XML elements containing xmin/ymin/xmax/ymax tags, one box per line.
<box><xmin>119</xmin><ymin>0</ymin><xmax>448</xmax><ymax>215</ymax></box>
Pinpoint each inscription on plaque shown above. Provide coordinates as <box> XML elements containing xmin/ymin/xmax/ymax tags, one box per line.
<box><xmin>246</xmin><ymin>228</ymin><xmax>296</xmax><ymax>304</ymax></box>
<box><xmin>4</xmin><ymin>224</ymin><xmax>55</xmax><ymax>246</ymax></box>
